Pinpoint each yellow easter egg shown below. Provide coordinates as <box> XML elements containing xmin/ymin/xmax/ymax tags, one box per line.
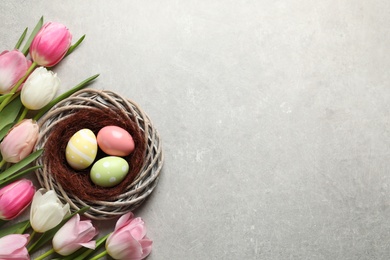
<box><xmin>65</xmin><ymin>129</ymin><xmax>97</xmax><ymax>170</ymax></box>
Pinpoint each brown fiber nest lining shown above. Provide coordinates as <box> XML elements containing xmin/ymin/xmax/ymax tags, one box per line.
<box><xmin>34</xmin><ymin>89</ymin><xmax>164</xmax><ymax>220</ymax></box>
<box><xmin>44</xmin><ymin>108</ymin><xmax>145</xmax><ymax>201</ymax></box>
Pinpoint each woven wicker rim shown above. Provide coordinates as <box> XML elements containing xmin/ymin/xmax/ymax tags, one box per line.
<box><xmin>34</xmin><ymin>88</ymin><xmax>164</xmax><ymax>220</ymax></box>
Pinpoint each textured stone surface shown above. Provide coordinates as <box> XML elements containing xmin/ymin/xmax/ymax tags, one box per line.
<box><xmin>1</xmin><ymin>0</ymin><xmax>390</xmax><ymax>259</ymax></box>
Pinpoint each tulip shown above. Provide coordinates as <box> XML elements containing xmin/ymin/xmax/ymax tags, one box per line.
<box><xmin>20</xmin><ymin>66</ymin><xmax>60</xmax><ymax>110</ymax></box>
<box><xmin>30</xmin><ymin>188</ymin><xmax>70</xmax><ymax>233</ymax></box>
<box><xmin>106</xmin><ymin>212</ymin><xmax>152</xmax><ymax>260</ymax></box>
<box><xmin>0</xmin><ymin>119</ymin><xmax>39</xmax><ymax>163</ymax></box>
<box><xmin>30</xmin><ymin>22</ymin><xmax>72</xmax><ymax>67</ymax></box>
<box><xmin>0</xmin><ymin>179</ymin><xmax>35</xmax><ymax>220</ymax></box>
<box><xmin>0</xmin><ymin>50</ymin><xmax>31</xmax><ymax>94</ymax></box>
<box><xmin>52</xmin><ymin>214</ymin><xmax>98</xmax><ymax>256</ymax></box>
<box><xmin>0</xmin><ymin>234</ymin><xmax>29</xmax><ymax>260</ymax></box>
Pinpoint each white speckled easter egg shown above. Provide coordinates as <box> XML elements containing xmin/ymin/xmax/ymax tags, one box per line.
<box><xmin>90</xmin><ymin>156</ymin><xmax>129</xmax><ymax>187</ymax></box>
<box><xmin>65</xmin><ymin>129</ymin><xmax>98</xmax><ymax>170</ymax></box>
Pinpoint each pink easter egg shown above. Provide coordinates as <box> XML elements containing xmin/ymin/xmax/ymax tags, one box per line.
<box><xmin>97</xmin><ymin>126</ymin><xmax>135</xmax><ymax>156</ymax></box>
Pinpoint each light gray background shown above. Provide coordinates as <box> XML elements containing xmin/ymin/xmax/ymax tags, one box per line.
<box><xmin>1</xmin><ymin>1</ymin><xmax>390</xmax><ymax>259</ymax></box>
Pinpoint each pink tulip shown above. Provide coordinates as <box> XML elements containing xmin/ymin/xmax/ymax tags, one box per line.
<box><xmin>0</xmin><ymin>179</ymin><xmax>35</xmax><ymax>220</ymax></box>
<box><xmin>0</xmin><ymin>119</ymin><xmax>39</xmax><ymax>163</ymax></box>
<box><xmin>52</xmin><ymin>214</ymin><xmax>98</xmax><ymax>256</ymax></box>
<box><xmin>106</xmin><ymin>213</ymin><xmax>152</xmax><ymax>260</ymax></box>
<box><xmin>0</xmin><ymin>234</ymin><xmax>30</xmax><ymax>260</ymax></box>
<box><xmin>30</xmin><ymin>22</ymin><xmax>72</xmax><ymax>67</ymax></box>
<box><xmin>0</xmin><ymin>50</ymin><xmax>31</xmax><ymax>94</ymax></box>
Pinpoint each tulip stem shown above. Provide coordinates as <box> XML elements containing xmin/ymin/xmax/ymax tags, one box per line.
<box><xmin>89</xmin><ymin>250</ymin><xmax>108</xmax><ymax>260</ymax></box>
<box><xmin>0</xmin><ymin>62</ymin><xmax>37</xmax><ymax>112</ymax></box>
<box><xmin>34</xmin><ymin>248</ymin><xmax>55</xmax><ymax>260</ymax></box>
<box><xmin>27</xmin><ymin>230</ymin><xmax>37</xmax><ymax>251</ymax></box>
<box><xmin>18</xmin><ymin>107</ymin><xmax>29</xmax><ymax>123</ymax></box>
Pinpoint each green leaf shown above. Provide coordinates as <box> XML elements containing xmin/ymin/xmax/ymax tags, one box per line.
<box><xmin>0</xmin><ymin>96</ymin><xmax>22</xmax><ymax>131</ymax></box>
<box><xmin>0</xmin><ymin>219</ymin><xmax>31</xmax><ymax>238</ymax></box>
<box><xmin>0</xmin><ymin>165</ymin><xmax>42</xmax><ymax>187</ymax></box>
<box><xmin>0</xmin><ymin>93</ymin><xmax>13</xmax><ymax>103</ymax></box>
<box><xmin>34</xmin><ymin>74</ymin><xmax>100</xmax><ymax>120</ymax></box>
<box><xmin>65</xmin><ymin>34</ymin><xmax>85</xmax><ymax>57</ymax></box>
<box><xmin>28</xmin><ymin>206</ymin><xmax>90</xmax><ymax>254</ymax></box>
<box><xmin>21</xmin><ymin>16</ymin><xmax>44</xmax><ymax>56</ymax></box>
<box><xmin>15</xmin><ymin>27</ymin><xmax>28</xmax><ymax>49</ymax></box>
<box><xmin>0</xmin><ymin>149</ymin><xmax>43</xmax><ymax>179</ymax></box>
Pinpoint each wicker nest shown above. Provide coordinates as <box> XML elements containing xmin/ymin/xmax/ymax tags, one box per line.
<box><xmin>34</xmin><ymin>88</ymin><xmax>163</xmax><ymax>220</ymax></box>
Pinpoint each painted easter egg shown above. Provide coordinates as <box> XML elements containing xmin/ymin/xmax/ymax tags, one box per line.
<box><xmin>97</xmin><ymin>125</ymin><xmax>135</xmax><ymax>156</ymax></box>
<box><xmin>90</xmin><ymin>156</ymin><xmax>129</xmax><ymax>187</ymax></box>
<box><xmin>65</xmin><ymin>129</ymin><xmax>98</xmax><ymax>170</ymax></box>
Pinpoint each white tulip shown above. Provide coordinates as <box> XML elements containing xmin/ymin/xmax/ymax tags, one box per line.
<box><xmin>30</xmin><ymin>188</ymin><xmax>70</xmax><ymax>233</ymax></box>
<box><xmin>21</xmin><ymin>66</ymin><xmax>60</xmax><ymax>110</ymax></box>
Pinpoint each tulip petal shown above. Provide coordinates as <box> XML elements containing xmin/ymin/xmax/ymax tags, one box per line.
<box><xmin>139</xmin><ymin>239</ymin><xmax>153</xmax><ymax>259</ymax></box>
<box><xmin>30</xmin><ymin>22</ymin><xmax>72</xmax><ymax>67</ymax></box>
<box><xmin>79</xmin><ymin>240</ymin><xmax>96</xmax><ymax>250</ymax></box>
<box><xmin>77</xmin><ymin>221</ymin><xmax>98</xmax><ymax>241</ymax></box>
<box><xmin>41</xmin><ymin>190</ymin><xmax>59</xmax><ymax>204</ymax></box>
<box><xmin>30</xmin><ymin>188</ymin><xmax>44</xmax><ymax>212</ymax></box>
<box><xmin>52</xmin><ymin>214</ymin><xmax>97</xmax><ymax>256</ymax></box>
<box><xmin>128</xmin><ymin>218</ymin><xmax>147</xmax><ymax>240</ymax></box>
<box><xmin>0</xmin><ymin>119</ymin><xmax>39</xmax><ymax>163</ymax></box>
<box><xmin>114</xmin><ymin>212</ymin><xmax>134</xmax><ymax>231</ymax></box>
<box><xmin>0</xmin><ymin>180</ymin><xmax>34</xmax><ymax>220</ymax></box>
<box><xmin>107</xmin><ymin>230</ymin><xmax>143</xmax><ymax>260</ymax></box>
<box><xmin>31</xmin><ymin>204</ymin><xmax>66</xmax><ymax>232</ymax></box>
<box><xmin>0</xmin><ymin>234</ymin><xmax>29</xmax><ymax>254</ymax></box>
<box><xmin>106</xmin><ymin>213</ymin><xmax>152</xmax><ymax>260</ymax></box>
<box><xmin>53</xmin><ymin>214</ymin><xmax>79</xmax><ymax>248</ymax></box>
<box><xmin>0</xmin><ymin>50</ymin><xmax>30</xmax><ymax>94</ymax></box>
<box><xmin>30</xmin><ymin>190</ymin><xmax>70</xmax><ymax>232</ymax></box>
<box><xmin>0</xmin><ymin>186</ymin><xmax>33</xmax><ymax>220</ymax></box>
<box><xmin>20</xmin><ymin>67</ymin><xmax>60</xmax><ymax>110</ymax></box>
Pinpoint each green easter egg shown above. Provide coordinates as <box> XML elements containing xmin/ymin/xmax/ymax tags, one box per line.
<box><xmin>90</xmin><ymin>156</ymin><xmax>129</xmax><ymax>187</ymax></box>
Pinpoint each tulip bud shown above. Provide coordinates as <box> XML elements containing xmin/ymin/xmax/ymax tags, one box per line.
<box><xmin>106</xmin><ymin>212</ymin><xmax>153</xmax><ymax>260</ymax></box>
<box><xmin>0</xmin><ymin>234</ymin><xmax>29</xmax><ymax>260</ymax></box>
<box><xmin>0</xmin><ymin>50</ymin><xmax>32</xmax><ymax>94</ymax></box>
<box><xmin>20</xmin><ymin>66</ymin><xmax>60</xmax><ymax>110</ymax></box>
<box><xmin>30</xmin><ymin>188</ymin><xmax>70</xmax><ymax>233</ymax></box>
<box><xmin>0</xmin><ymin>119</ymin><xmax>39</xmax><ymax>163</ymax></box>
<box><xmin>52</xmin><ymin>214</ymin><xmax>98</xmax><ymax>256</ymax></box>
<box><xmin>0</xmin><ymin>179</ymin><xmax>35</xmax><ymax>220</ymax></box>
<box><xmin>30</xmin><ymin>22</ymin><xmax>72</xmax><ymax>67</ymax></box>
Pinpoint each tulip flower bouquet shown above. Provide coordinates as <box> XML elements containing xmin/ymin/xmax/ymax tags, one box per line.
<box><xmin>0</xmin><ymin>17</ymin><xmax>98</xmax><ymax>185</ymax></box>
<box><xmin>0</xmin><ymin>17</ymin><xmax>159</xmax><ymax>259</ymax></box>
<box><xmin>0</xmin><ymin>187</ymin><xmax>153</xmax><ymax>259</ymax></box>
